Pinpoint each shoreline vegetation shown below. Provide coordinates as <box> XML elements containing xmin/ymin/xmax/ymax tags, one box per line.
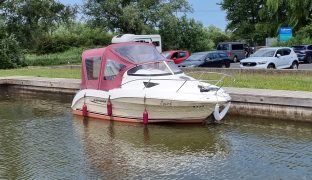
<box><xmin>1</xmin><ymin>67</ymin><xmax>311</xmax><ymax>92</ymax></box>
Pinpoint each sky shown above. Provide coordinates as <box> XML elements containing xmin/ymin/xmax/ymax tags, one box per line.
<box><xmin>59</xmin><ymin>0</ymin><xmax>227</xmax><ymax>30</ymax></box>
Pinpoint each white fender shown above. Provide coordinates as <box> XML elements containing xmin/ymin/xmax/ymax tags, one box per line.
<box><xmin>213</xmin><ymin>102</ymin><xmax>231</xmax><ymax>121</ymax></box>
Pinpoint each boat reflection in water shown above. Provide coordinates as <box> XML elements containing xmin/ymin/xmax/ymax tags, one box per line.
<box><xmin>73</xmin><ymin>116</ymin><xmax>230</xmax><ymax>179</ymax></box>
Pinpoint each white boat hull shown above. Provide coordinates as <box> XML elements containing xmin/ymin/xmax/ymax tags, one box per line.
<box><xmin>71</xmin><ymin>89</ymin><xmax>230</xmax><ymax>123</ymax></box>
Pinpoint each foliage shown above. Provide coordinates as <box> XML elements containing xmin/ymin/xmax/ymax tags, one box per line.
<box><xmin>220</xmin><ymin>0</ymin><xmax>266</xmax><ymax>44</ymax></box>
<box><xmin>1</xmin><ymin>0</ymin><xmax>76</xmax><ymax>49</ymax></box>
<box><xmin>265</xmin><ymin>0</ymin><xmax>312</xmax><ymax>32</ymax></box>
<box><xmin>0</xmin><ymin>35</ymin><xmax>25</xmax><ymax>69</ymax></box>
<box><xmin>206</xmin><ymin>25</ymin><xmax>231</xmax><ymax>46</ymax></box>
<box><xmin>0</xmin><ymin>19</ymin><xmax>25</xmax><ymax>69</ymax></box>
<box><xmin>36</xmin><ymin>24</ymin><xmax>113</xmax><ymax>54</ymax></box>
<box><xmin>159</xmin><ymin>16</ymin><xmax>214</xmax><ymax>52</ymax></box>
<box><xmin>25</xmin><ymin>47</ymin><xmax>83</xmax><ymax>66</ymax></box>
<box><xmin>220</xmin><ymin>0</ymin><xmax>312</xmax><ymax>45</ymax></box>
<box><xmin>84</xmin><ymin>0</ymin><xmax>192</xmax><ymax>34</ymax></box>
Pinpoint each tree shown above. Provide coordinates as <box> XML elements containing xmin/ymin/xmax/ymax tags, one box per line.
<box><xmin>0</xmin><ymin>0</ymin><xmax>76</xmax><ymax>49</ymax></box>
<box><xmin>84</xmin><ymin>0</ymin><xmax>192</xmax><ymax>34</ymax></box>
<box><xmin>206</xmin><ymin>25</ymin><xmax>231</xmax><ymax>46</ymax></box>
<box><xmin>220</xmin><ymin>0</ymin><xmax>266</xmax><ymax>44</ymax></box>
<box><xmin>159</xmin><ymin>16</ymin><xmax>214</xmax><ymax>52</ymax></box>
<box><xmin>266</xmin><ymin>0</ymin><xmax>312</xmax><ymax>31</ymax></box>
<box><xmin>0</xmin><ymin>18</ymin><xmax>25</xmax><ymax>69</ymax></box>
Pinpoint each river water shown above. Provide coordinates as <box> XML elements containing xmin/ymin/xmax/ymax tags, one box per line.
<box><xmin>0</xmin><ymin>89</ymin><xmax>311</xmax><ymax>179</ymax></box>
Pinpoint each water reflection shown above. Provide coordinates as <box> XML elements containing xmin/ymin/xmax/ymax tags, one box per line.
<box><xmin>1</xmin><ymin>89</ymin><xmax>312</xmax><ymax>179</ymax></box>
<box><xmin>73</xmin><ymin>116</ymin><xmax>230</xmax><ymax>179</ymax></box>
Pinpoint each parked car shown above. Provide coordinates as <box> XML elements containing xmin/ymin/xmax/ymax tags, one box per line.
<box><xmin>240</xmin><ymin>47</ymin><xmax>299</xmax><ymax>69</ymax></box>
<box><xmin>162</xmin><ymin>50</ymin><xmax>190</xmax><ymax>64</ymax></box>
<box><xmin>292</xmin><ymin>45</ymin><xmax>312</xmax><ymax>64</ymax></box>
<box><xmin>178</xmin><ymin>51</ymin><xmax>231</xmax><ymax>68</ymax></box>
<box><xmin>217</xmin><ymin>42</ymin><xmax>248</xmax><ymax>62</ymax></box>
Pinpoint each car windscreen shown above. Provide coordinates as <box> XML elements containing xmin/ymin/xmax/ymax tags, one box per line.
<box><xmin>292</xmin><ymin>46</ymin><xmax>306</xmax><ymax>51</ymax></box>
<box><xmin>251</xmin><ymin>49</ymin><xmax>276</xmax><ymax>57</ymax></box>
<box><xmin>186</xmin><ymin>53</ymin><xmax>206</xmax><ymax>61</ymax></box>
<box><xmin>113</xmin><ymin>44</ymin><xmax>164</xmax><ymax>63</ymax></box>
<box><xmin>217</xmin><ymin>44</ymin><xmax>229</xmax><ymax>50</ymax></box>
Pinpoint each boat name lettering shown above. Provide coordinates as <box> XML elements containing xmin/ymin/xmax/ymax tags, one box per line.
<box><xmin>91</xmin><ymin>98</ymin><xmax>107</xmax><ymax>104</ymax></box>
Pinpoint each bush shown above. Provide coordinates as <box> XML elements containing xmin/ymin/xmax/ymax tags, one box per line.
<box><xmin>25</xmin><ymin>47</ymin><xmax>83</xmax><ymax>66</ymax></box>
<box><xmin>36</xmin><ymin>26</ymin><xmax>114</xmax><ymax>54</ymax></box>
<box><xmin>0</xmin><ymin>35</ymin><xmax>25</xmax><ymax>69</ymax></box>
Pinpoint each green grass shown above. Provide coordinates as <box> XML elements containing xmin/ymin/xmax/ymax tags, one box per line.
<box><xmin>25</xmin><ymin>47</ymin><xmax>84</xmax><ymax>66</ymax></box>
<box><xmin>0</xmin><ymin>68</ymin><xmax>80</xmax><ymax>79</ymax></box>
<box><xmin>187</xmin><ymin>72</ymin><xmax>312</xmax><ymax>92</ymax></box>
<box><xmin>0</xmin><ymin>68</ymin><xmax>311</xmax><ymax>92</ymax></box>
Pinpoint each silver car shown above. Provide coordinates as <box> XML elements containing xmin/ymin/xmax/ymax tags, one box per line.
<box><xmin>240</xmin><ymin>47</ymin><xmax>299</xmax><ymax>69</ymax></box>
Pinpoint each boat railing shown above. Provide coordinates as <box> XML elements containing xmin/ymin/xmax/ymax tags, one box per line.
<box><xmin>121</xmin><ymin>72</ymin><xmax>235</xmax><ymax>93</ymax></box>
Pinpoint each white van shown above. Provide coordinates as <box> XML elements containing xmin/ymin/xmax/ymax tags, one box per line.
<box><xmin>111</xmin><ymin>34</ymin><xmax>162</xmax><ymax>52</ymax></box>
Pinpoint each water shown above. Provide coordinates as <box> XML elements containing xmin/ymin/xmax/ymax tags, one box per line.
<box><xmin>0</xmin><ymin>89</ymin><xmax>312</xmax><ymax>179</ymax></box>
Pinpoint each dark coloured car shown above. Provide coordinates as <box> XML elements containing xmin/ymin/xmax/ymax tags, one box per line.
<box><xmin>162</xmin><ymin>50</ymin><xmax>190</xmax><ymax>64</ymax></box>
<box><xmin>178</xmin><ymin>51</ymin><xmax>231</xmax><ymax>68</ymax></box>
<box><xmin>292</xmin><ymin>45</ymin><xmax>312</xmax><ymax>64</ymax></box>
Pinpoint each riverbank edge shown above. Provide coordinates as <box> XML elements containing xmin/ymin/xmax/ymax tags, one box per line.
<box><xmin>0</xmin><ymin>76</ymin><xmax>311</xmax><ymax>122</ymax></box>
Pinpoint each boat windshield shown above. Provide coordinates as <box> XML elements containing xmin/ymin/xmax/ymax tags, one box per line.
<box><xmin>127</xmin><ymin>61</ymin><xmax>183</xmax><ymax>76</ymax></box>
<box><xmin>113</xmin><ymin>44</ymin><xmax>164</xmax><ymax>63</ymax></box>
<box><xmin>161</xmin><ymin>52</ymin><xmax>171</xmax><ymax>58</ymax></box>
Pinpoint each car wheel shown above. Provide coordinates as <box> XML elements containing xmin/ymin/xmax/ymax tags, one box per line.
<box><xmin>233</xmin><ymin>56</ymin><xmax>238</xmax><ymax>63</ymax></box>
<box><xmin>221</xmin><ymin>63</ymin><xmax>226</xmax><ymax>68</ymax></box>
<box><xmin>290</xmin><ymin>61</ymin><xmax>298</xmax><ymax>69</ymax></box>
<box><xmin>307</xmin><ymin>56</ymin><xmax>312</xmax><ymax>64</ymax></box>
<box><xmin>267</xmin><ymin>64</ymin><xmax>275</xmax><ymax>69</ymax></box>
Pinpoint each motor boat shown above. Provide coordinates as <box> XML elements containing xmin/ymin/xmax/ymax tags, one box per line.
<box><xmin>71</xmin><ymin>42</ymin><xmax>231</xmax><ymax>124</ymax></box>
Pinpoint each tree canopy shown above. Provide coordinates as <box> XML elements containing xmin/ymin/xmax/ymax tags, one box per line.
<box><xmin>84</xmin><ymin>0</ymin><xmax>192</xmax><ymax>34</ymax></box>
<box><xmin>0</xmin><ymin>0</ymin><xmax>76</xmax><ymax>49</ymax></box>
<box><xmin>220</xmin><ymin>0</ymin><xmax>312</xmax><ymax>45</ymax></box>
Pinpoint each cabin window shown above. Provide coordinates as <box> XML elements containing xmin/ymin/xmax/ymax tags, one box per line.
<box><xmin>86</xmin><ymin>57</ymin><xmax>101</xmax><ymax>80</ymax></box>
<box><xmin>104</xmin><ymin>60</ymin><xmax>126</xmax><ymax>80</ymax></box>
<box><xmin>152</xmin><ymin>41</ymin><xmax>160</xmax><ymax>47</ymax></box>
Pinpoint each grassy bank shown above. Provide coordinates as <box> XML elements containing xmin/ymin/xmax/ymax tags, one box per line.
<box><xmin>0</xmin><ymin>68</ymin><xmax>80</xmax><ymax>79</ymax></box>
<box><xmin>25</xmin><ymin>47</ymin><xmax>84</xmax><ymax>66</ymax></box>
<box><xmin>0</xmin><ymin>68</ymin><xmax>311</xmax><ymax>91</ymax></box>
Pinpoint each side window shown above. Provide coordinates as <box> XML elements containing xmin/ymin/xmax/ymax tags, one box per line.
<box><xmin>104</xmin><ymin>60</ymin><xmax>126</xmax><ymax>80</ymax></box>
<box><xmin>276</xmin><ymin>49</ymin><xmax>283</xmax><ymax>56</ymax></box>
<box><xmin>217</xmin><ymin>44</ymin><xmax>229</xmax><ymax>50</ymax></box>
<box><xmin>232</xmin><ymin>44</ymin><xmax>244</xmax><ymax>50</ymax></box>
<box><xmin>172</xmin><ymin>52</ymin><xmax>179</xmax><ymax>58</ymax></box>
<box><xmin>283</xmin><ymin>49</ymin><xmax>291</xmax><ymax>56</ymax></box>
<box><xmin>213</xmin><ymin>53</ymin><xmax>220</xmax><ymax>59</ymax></box>
<box><xmin>308</xmin><ymin>45</ymin><xmax>312</xmax><ymax>50</ymax></box>
<box><xmin>178</xmin><ymin>52</ymin><xmax>186</xmax><ymax>58</ymax></box>
<box><xmin>86</xmin><ymin>57</ymin><xmax>101</xmax><ymax>80</ymax></box>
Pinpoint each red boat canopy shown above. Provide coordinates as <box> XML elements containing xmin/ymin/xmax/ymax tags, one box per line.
<box><xmin>81</xmin><ymin>42</ymin><xmax>165</xmax><ymax>90</ymax></box>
